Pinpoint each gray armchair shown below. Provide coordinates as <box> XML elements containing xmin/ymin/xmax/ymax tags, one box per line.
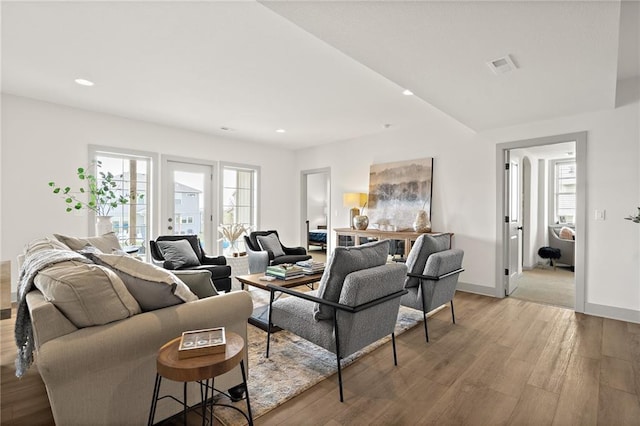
<box><xmin>243</xmin><ymin>230</ymin><xmax>311</xmax><ymax>273</ymax></box>
<box><xmin>401</xmin><ymin>234</ymin><xmax>464</xmax><ymax>342</ymax></box>
<box><xmin>265</xmin><ymin>240</ymin><xmax>407</xmax><ymax>402</ymax></box>
<box><xmin>548</xmin><ymin>226</ymin><xmax>575</xmax><ymax>269</ymax></box>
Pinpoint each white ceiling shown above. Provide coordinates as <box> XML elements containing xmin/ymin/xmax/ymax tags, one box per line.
<box><xmin>2</xmin><ymin>1</ymin><xmax>638</xmax><ymax>150</ymax></box>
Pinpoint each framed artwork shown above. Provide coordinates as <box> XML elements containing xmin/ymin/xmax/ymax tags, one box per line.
<box><xmin>367</xmin><ymin>157</ymin><xmax>433</xmax><ymax>231</ymax></box>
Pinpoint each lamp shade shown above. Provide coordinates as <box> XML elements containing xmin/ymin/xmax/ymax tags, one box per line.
<box><xmin>343</xmin><ymin>192</ymin><xmax>367</xmax><ymax>208</ymax></box>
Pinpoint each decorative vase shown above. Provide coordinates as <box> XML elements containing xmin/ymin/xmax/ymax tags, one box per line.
<box><xmin>95</xmin><ymin>215</ymin><xmax>113</xmax><ymax>236</ymax></box>
<box><xmin>413</xmin><ymin>210</ymin><xmax>431</xmax><ymax>233</ymax></box>
<box><xmin>353</xmin><ymin>215</ymin><xmax>369</xmax><ymax>230</ymax></box>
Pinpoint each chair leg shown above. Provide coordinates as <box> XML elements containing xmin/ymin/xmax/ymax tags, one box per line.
<box><xmin>391</xmin><ymin>333</ymin><xmax>398</xmax><ymax>366</ymax></box>
<box><xmin>423</xmin><ymin>313</ymin><xmax>429</xmax><ymax>343</ymax></box>
<box><xmin>451</xmin><ymin>300</ymin><xmax>456</xmax><ymax>324</ymax></box>
<box><xmin>266</xmin><ymin>289</ymin><xmax>275</xmax><ymax>358</ymax></box>
<box><xmin>333</xmin><ymin>308</ymin><xmax>344</xmax><ymax>402</ymax></box>
<box><xmin>420</xmin><ymin>282</ymin><xmax>429</xmax><ymax>343</ymax></box>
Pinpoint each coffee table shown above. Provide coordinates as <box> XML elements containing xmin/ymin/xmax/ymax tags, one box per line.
<box><xmin>236</xmin><ymin>272</ymin><xmax>323</xmax><ymax>332</ymax></box>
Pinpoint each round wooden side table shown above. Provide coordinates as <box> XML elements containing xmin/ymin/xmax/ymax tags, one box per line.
<box><xmin>147</xmin><ymin>331</ymin><xmax>253</xmax><ymax>426</ymax></box>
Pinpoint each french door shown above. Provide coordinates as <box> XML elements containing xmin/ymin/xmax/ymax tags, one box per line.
<box><xmin>163</xmin><ymin>160</ymin><xmax>216</xmax><ymax>254</ymax></box>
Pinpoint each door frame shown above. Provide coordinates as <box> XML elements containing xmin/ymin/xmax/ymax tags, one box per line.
<box><xmin>161</xmin><ymin>155</ymin><xmax>218</xmax><ymax>253</ymax></box>
<box><xmin>495</xmin><ymin>131</ymin><xmax>586</xmax><ymax>312</ymax></box>
<box><xmin>300</xmin><ymin>167</ymin><xmax>331</xmax><ymax>252</ymax></box>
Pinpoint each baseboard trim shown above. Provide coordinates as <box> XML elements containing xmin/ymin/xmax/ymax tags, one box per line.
<box><xmin>457</xmin><ymin>282</ymin><xmax>497</xmax><ymax>298</ymax></box>
<box><xmin>585</xmin><ymin>302</ymin><xmax>640</xmax><ymax>324</ymax></box>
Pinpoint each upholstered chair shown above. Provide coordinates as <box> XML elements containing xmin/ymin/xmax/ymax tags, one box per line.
<box><xmin>265</xmin><ymin>240</ymin><xmax>408</xmax><ymax>402</ymax></box>
<box><xmin>401</xmin><ymin>234</ymin><xmax>464</xmax><ymax>342</ymax></box>
<box><xmin>149</xmin><ymin>235</ymin><xmax>232</xmax><ymax>293</ymax></box>
<box><xmin>243</xmin><ymin>230</ymin><xmax>311</xmax><ymax>274</ymax></box>
<box><xmin>548</xmin><ymin>226</ymin><xmax>575</xmax><ymax>269</ymax></box>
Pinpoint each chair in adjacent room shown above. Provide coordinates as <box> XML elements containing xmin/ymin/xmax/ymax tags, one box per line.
<box><xmin>401</xmin><ymin>233</ymin><xmax>464</xmax><ymax>342</ymax></box>
<box><xmin>149</xmin><ymin>235</ymin><xmax>232</xmax><ymax>292</ymax></box>
<box><xmin>243</xmin><ymin>230</ymin><xmax>311</xmax><ymax>274</ymax></box>
<box><xmin>265</xmin><ymin>240</ymin><xmax>408</xmax><ymax>401</ymax></box>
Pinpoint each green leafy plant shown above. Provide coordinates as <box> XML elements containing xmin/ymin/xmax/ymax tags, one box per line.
<box><xmin>625</xmin><ymin>207</ymin><xmax>640</xmax><ymax>223</ymax></box>
<box><xmin>48</xmin><ymin>161</ymin><xmax>143</xmax><ymax>216</ymax></box>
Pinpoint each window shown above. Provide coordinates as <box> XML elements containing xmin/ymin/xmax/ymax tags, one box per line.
<box><xmin>90</xmin><ymin>147</ymin><xmax>154</xmax><ymax>256</ymax></box>
<box><xmin>221</xmin><ymin>163</ymin><xmax>259</xmax><ymax>253</ymax></box>
<box><xmin>553</xmin><ymin>160</ymin><xmax>576</xmax><ymax>224</ymax></box>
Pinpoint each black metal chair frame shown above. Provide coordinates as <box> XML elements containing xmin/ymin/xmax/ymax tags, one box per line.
<box><xmin>265</xmin><ymin>284</ymin><xmax>408</xmax><ymax>402</ymax></box>
<box><xmin>406</xmin><ymin>267</ymin><xmax>464</xmax><ymax>342</ymax></box>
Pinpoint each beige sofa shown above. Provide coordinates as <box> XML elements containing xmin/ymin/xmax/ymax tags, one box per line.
<box><xmin>21</xmin><ymin>238</ymin><xmax>253</xmax><ymax>425</ymax></box>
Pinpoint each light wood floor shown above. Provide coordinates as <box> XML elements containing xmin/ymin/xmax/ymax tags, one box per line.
<box><xmin>2</xmin><ymin>292</ymin><xmax>640</xmax><ymax>425</ymax></box>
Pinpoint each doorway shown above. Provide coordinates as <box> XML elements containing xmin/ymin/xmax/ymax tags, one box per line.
<box><xmin>497</xmin><ymin>132</ymin><xmax>586</xmax><ymax>312</ymax></box>
<box><xmin>301</xmin><ymin>168</ymin><xmax>331</xmax><ymax>254</ymax></box>
<box><xmin>162</xmin><ymin>158</ymin><xmax>216</xmax><ymax>254</ymax></box>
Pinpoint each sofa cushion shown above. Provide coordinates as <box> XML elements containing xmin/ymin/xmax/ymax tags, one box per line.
<box><xmin>54</xmin><ymin>232</ymin><xmax>123</xmax><ymax>253</ymax></box>
<box><xmin>84</xmin><ymin>252</ymin><xmax>198</xmax><ymax>311</ymax></box>
<box><xmin>34</xmin><ymin>260</ymin><xmax>141</xmax><ymax>328</ymax></box>
<box><xmin>313</xmin><ymin>239</ymin><xmax>389</xmax><ymax>320</ymax></box>
<box><xmin>404</xmin><ymin>234</ymin><xmax>451</xmax><ymax>288</ymax></box>
<box><xmin>156</xmin><ymin>239</ymin><xmax>201</xmax><ymax>269</ymax></box>
<box><xmin>256</xmin><ymin>233</ymin><xmax>285</xmax><ymax>258</ymax></box>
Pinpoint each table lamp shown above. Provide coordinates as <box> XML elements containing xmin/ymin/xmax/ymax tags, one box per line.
<box><xmin>343</xmin><ymin>192</ymin><xmax>367</xmax><ymax>229</ymax></box>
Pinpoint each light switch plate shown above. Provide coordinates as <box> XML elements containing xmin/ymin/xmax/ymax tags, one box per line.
<box><xmin>595</xmin><ymin>209</ymin><xmax>606</xmax><ymax>220</ymax></box>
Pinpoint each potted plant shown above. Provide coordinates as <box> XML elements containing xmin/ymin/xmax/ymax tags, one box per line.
<box><xmin>625</xmin><ymin>207</ymin><xmax>640</xmax><ymax>223</ymax></box>
<box><xmin>218</xmin><ymin>223</ymin><xmax>252</xmax><ymax>256</ymax></box>
<box><xmin>48</xmin><ymin>161</ymin><xmax>143</xmax><ymax>234</ymax></box>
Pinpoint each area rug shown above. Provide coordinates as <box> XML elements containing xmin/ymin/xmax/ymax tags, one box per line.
<box><xmin>214</xmin><ymin>306</ymin><xmax>424</xmax><ymax>425</ymax></box>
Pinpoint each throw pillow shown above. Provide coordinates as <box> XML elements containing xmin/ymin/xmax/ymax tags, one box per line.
<box><xmin>24</xmin><ymin>237</ymin><xmax>70</xmax><ymax>254</ymax></box>
<box><xmin>404</xmin><ymin>234</ymin><xmax>451</xmax><ymax>288</ymax></box>
<box><xmin>83</xmin><ymin>252</ymin><xmax>198</xmax><ymax>311</ymax></box>
<box><xmin>314</xmin><ymin>239</ymin><xmax>390</xmax><ymax>320</ymax></box>
<box><xmin>34</xmin><ymin>260</ymin><xmax>141</xmax><ymax>328</ymax></box>
<box><xmin>156</xmin><ymin>239</ymin><xmax>201</xmax><ymax>269</ymax></box>
<box><xmin>559</xmin><ymin>226</ymin><xmax>575</xmax><ymax>240</ymax></box>
<box><xmin>256</xmin><ymin>233</ymin><xmax>285</xmax><ymax>258</ymax></box>
<box><xmin>54</xmin><ymin>232</ymin><xmax>123</xmax><ymax>254</ymax></box>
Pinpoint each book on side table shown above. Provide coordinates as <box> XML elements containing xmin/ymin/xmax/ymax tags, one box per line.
<box><xmin>178</xmin><ymin>327</ymin><xmax>226</xmax><ymax>359</ymax></box>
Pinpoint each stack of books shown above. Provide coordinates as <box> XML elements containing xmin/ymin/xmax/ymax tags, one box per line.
<box><xmin>266</xmin><ymin>264</ymin><xmax>304</xmax><ymax>280</ymax></box>
<box><xmin>296</xmin><ymin>260</ymin><xmax>325</xmax><ymax>275</ymax></box>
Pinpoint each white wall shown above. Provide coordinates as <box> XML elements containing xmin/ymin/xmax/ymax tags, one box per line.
<box><xmin>1</xmin><ymin>94</ymin><xmax>297</xmax><ymax>292</ymax></box>
<box><xmin>295</xmin><ymin>100</ymin><xmax>640</xmax><ymax>322</ymax></box>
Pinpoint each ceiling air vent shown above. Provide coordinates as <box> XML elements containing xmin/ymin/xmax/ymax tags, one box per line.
<box><xmin>487</xmin><ymin>55</ymin><xmax>517</xmax><ymax>74</ymax></box>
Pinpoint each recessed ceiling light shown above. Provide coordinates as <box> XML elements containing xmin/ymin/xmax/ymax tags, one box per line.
<box><xmin>383</xmin><ymin>123</ymin><xmax>393</xmax><ymax>129</ymax></box>
<box><xmin>220</xmin><ymin>127</ymin><xmax>234</xmax><ymax>131</ymax></box>
<box><xmin>275</xmin><ymin>129</ymin><xmax>286</xmax><ymax>133</ymax></box>
<box><xmin>402</xmin><ymin>89</ymin><xmax>414</xmax><ymax>96</ymax></box>
<box><xmin>74</xmin><ymin>78</ymin><xmax>95</xmax><ymax>87</ymax></box>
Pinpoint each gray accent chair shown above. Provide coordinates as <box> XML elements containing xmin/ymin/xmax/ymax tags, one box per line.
<box><xmin>243</xmin><ymin>230</ymin><xmax>311</xmax><ymax>274</ymax></box>
<box><xmin>265</xmin><ymin>240</ymin><xmax>408</xmax><ymax>402</ymax></box>
<box><xmin>548</xmin><ymin>225</ymin><xmax>575</xmax><ymax>269</ymax></box>
<box><xmin>401</xmin><ymin>234</ymin><xmax>464</xmax><ymax>342</ymax></box>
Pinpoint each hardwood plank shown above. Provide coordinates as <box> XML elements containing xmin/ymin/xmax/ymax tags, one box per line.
<box><xmin>507</xmin><ymin>384</ymin><xmax>559</xmax><ymax>426</ymax></box>
<box><xmin>602</xmin><ymin>317</ymin><xmax>633</xmax><ymax>361</ymax></box>
<box><xmin>527</xmin><ymin>310</ymin><xmax>577</xmax><ymax>393</ymax></box>
<box><xmin>600</xmin><ymin>355</ymin><xmax>636</xmax><ymax>394</ymax></box>
<box><xmin>551</xmin><ymin>354</ymin><xmax>600</xmax><ymax>426</ymax></box>
<box><xmin>573</xmin><ymin>312</ymin><xmax>603</xmax><ymax>359</ymax></box>
<box><xmin>597</xmin><ymin>385</ymin><xmax>640</xmax><ymax>425</ymax></box>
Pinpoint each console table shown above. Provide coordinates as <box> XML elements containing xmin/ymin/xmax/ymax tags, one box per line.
<box><xmin>333</xmin><ymin>228</ymin><xmax>452</xmax><ymax>258</ymax></box>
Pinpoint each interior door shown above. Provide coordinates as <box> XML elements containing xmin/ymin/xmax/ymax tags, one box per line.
<box><xmin>164</xmin><ymin>161</ymin><xmax>215</xmax><ymax>253</ymax></box>
<box><xmin>505</xmin><ymin>153</ymin><xmax>522</xmax><ymax>295</ymax></box>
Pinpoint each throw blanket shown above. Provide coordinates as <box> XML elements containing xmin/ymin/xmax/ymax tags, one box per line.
<box><xmin>15</xmin><ymin>249</ymin><xmax>92</xmax><ymax>378</ymax></box>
